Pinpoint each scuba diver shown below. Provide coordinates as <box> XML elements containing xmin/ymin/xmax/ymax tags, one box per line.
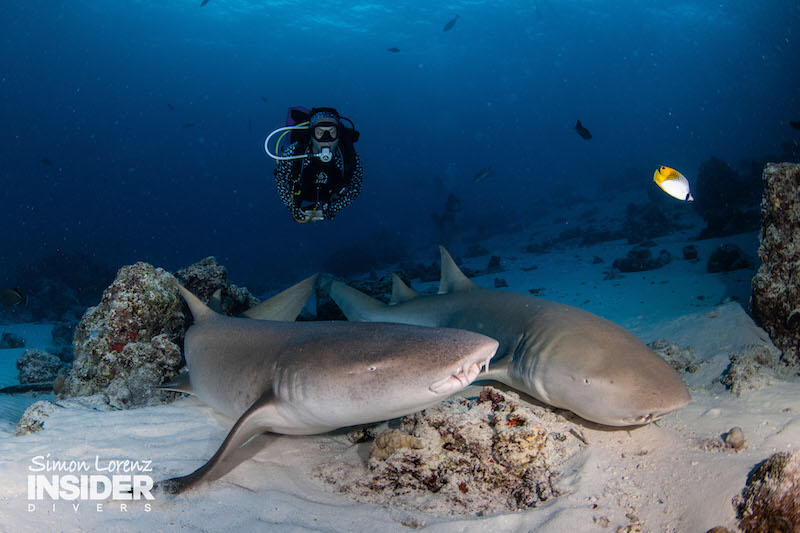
<box><xmin>265</xmin><ymin>107</ymin><xmax>363</xmax><ymax>223</ymax></box>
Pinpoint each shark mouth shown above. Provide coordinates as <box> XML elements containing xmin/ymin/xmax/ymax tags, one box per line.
<box><xmin>429</xmin><ymin>356</ymin><xmax>492</xmax><ymax>394</ymax></box>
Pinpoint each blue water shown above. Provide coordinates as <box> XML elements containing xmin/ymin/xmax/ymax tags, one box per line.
<box><xmin>1</xmin><ymin>1</ymin><xmax>798</xmax><ymax>290</ymax></box>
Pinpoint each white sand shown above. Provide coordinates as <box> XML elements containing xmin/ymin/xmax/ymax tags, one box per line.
<box><xmin>1</xmin><ymin>230</ymin><xmax>797</xmax><ymax>532</ymax></box>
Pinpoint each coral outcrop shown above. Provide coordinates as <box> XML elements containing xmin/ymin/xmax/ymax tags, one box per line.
<box><xmin>751</xmin><ymin>162</ymin><xmax>800</xmax><ymax>366</ymax></box>
<box><xmin>719</xmin><ymin>343</ymin><xmax>798</xmax><ymax>396</ymax></box>
<box><xmin>175</xmin><ymin>256</ymin><xmax>259</xmax><ymax>317</ymax></box>
<box><xmin>613</xmin><ymin>245</ymin><xmax>671</xmax><ymax>273</ymax></box>
<box><xmin>0</xmin><ymin>332</ymin><xmax>25</xmax><ymax>349</ymax></box>
<box><xmin>16</xmin><ymin>349</ymin><xmax>62</xmax><ymax>384</ymax></box>
<box><xmin>15</xmin><ymin>400</ymin><xmax>56</xmax><ymax>436</ymax></box>
<box><xmin>707</xmin><ymin>243</ymin><xmax>754</xmax><ymax>273</ymax></box>
<box><xmin>648</xmin><ymin>338</ymin><xmax>698</xmax><ymax>373</ymax></box>
<box><xmin>64</xmin><ymin>262</ymin><xmax>185</xmax><ymax>408</ymax></box>
<box><xmin>734</xmin><ymin>451</ymin><xmax>800</xmax><ymax>532</ymax></box>
<box><xmin>316</xmin><ymin>387</ymin><xmax>582</xmax><ymax>516</ymax></box>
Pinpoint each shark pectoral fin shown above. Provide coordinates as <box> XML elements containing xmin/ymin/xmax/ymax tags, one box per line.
<box><xmin>390</xmin><ymin>273</ymin><xmax>418</xmax><ymax>305</ymax></box>
<box><xmin>156</xmin><ymin>392</ymin><xmax>276</xmax><ymax>494</ymax></box>
<box><xmin>156</xmin><ymin>370</ymin><xmax>194</xmax><ymax>395</ymax></box>
<box><xmin>242</xmin><ymin>273</ymin><xmax>318</xmax><ymax>321</ymax></box>
<box><xmin>472</xmin><ymin>357</ymin><xmax>512</xmax><ymax>386</ymax></box>
<box><xmin>438</xmin><ymin>246</ymin><xmax>479</xmax><ymax>294</ymax></box>
<box><xmin>328</xmin><ymin>281</ymin><xmax>387</xmax><ymax>322</ymax></box>
<box><xmin>177</xmin><ymin>284</ymin><xmax>218</xmax><ymax>323</ymax></box>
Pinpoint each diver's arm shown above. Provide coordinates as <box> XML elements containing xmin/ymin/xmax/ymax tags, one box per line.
<box><xmin>323</xmin><ymin>152</ymin><xmax>363</xmax><ymax>219</ymax></box>
<box><xmin>274</xmin><ymin>142</ymin><xmax>306</xmax><ymax>220</ymax></box>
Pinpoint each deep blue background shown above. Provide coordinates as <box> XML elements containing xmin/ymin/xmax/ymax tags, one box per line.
<box><xmin>1</xmin><ymin>0</ymin><xmax>798</xmax><ymax>289</ymax></box>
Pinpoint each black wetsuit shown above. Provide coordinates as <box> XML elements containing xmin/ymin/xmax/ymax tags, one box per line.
<box><xmin>274</xmin><ymin>142</ymin><xmax>363</xmax><ymax>220</ymax></box>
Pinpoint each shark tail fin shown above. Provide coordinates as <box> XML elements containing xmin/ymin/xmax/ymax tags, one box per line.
<box><xmin>329</xmin><ymin>281</ymin><xmax>388</xmax><ymax>321</ymax></box>
<box><xmin>242</xmin><ymin>274</ymin><xmax>318</xmax><ymax>321</ymax></box>
<box><xmin>390</xmin><ymin>273</ymin><xmax>419</xmax><ymax>305</ymax></box>
<box><xmin>439</xmin><ymin>246</ymin><xmax>479</xmax><ymax>294</ymax></box>
<box><xmin>177</xmin><ymin>284</ymin><xmax>218</xmax><ymax>323</ymax></box>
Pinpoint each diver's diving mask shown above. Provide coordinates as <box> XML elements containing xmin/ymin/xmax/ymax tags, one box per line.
<box><xmin>313</xmin><ymin>124</ymin><xmax>339</xmax><ymax>142</ymax></box>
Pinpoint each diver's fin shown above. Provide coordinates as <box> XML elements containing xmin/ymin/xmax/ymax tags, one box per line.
<box><xmin>242</xmin><ymin>274</ymin><xmax>318</xmax><ymax>321</ymax></box>
<box><xmin>157</xmin><ymin>370</ymin><xmax>194</xmax><ymax>395</ymax></box>
<box><xmin>328</xmin><ymin>281</ymin><xmax>387</xmax><ymax>322</ymax></box>
<box><xmin>390</xmin><ymin>273</ymin><xmax>419</xmax><ymax>305</ymax></box>
<box><xmin>156</xmin><ymin>391</ymin><xmax>277</xmax><ymax>494</ymax></box>
<box><xmin>207</xmin><ymin>289</ymin><xmax>224</xmax><ymax>314</ymax></box>
<box><xmin>438</xmin><ymin>246</ymin><xmax>479</xmax><ymax>294</ymax></box>
<box><xmin>177</xmin><ymin>284</ymin><xmax>218</xmax><ymax>323</ymax></box>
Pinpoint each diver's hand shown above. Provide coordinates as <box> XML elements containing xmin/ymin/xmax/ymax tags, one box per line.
<box><xmin>301</xmin><ymin>208</ymin><xmax>324</xmax><ymax>222</ymax></box>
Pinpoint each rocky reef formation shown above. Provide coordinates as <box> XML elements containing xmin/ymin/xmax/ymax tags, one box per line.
<box><xmin>612</xmin><ymin>244</ymin><xmax>671</xmax><ymax>273</ymax></box>
<box><xmin>15</xmin><ymin>400</ymin><xmax>56</xmax><ymax>436</ymax></box>
<box><xmin>16</xmin><ymin>349</ymin><xmax>63</xmax><ymax>385</ymax></box>
<box><xmin>707</xmin><ymin>243</ymin><xmax>754</xmax><ymax>273</ymax></box>
<box><xmin>719</xmin><ymin>343</ymin><xmax>798</xmax><ymax>396</ymax></box>
<box><xmin>316</xmin><ymin>387</ymin><xmax>582</xmax><ymax>516</ymax></box>
<box><xmin>0</xmin><ymin>332</ymin><xmax>25</xmax><ymax>349</ymax></box>
<box><xmin>734</xmin><ymin>451</ymin><xmax>800</xmax><ymax>532</ymax></box>
<box><xmin>63</xmin><ymin>262</ymin><xmax>186</xmax><ymax>409</ymax></box>
<box><xmin>648</xmin><ymin>338</ymin><xmax>699</xmax><ymax>373</ymax></box>
<box><xmin>751</xmin><ymin>162</ymin><xmax>800</xmax><ymax>366</ymax></box>
<box><xmin>175</xmin><ymin>256</ymin><xmax>259</xmax><ymax>317</ymax></box>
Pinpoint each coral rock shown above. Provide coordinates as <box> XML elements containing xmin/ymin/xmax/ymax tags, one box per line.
<box><xmin>175</xmin><ymin>256</ymin><xmax>259</xmax><ymax>317</ymax></box>
<box><xmin>0</xmin><ymin>332</ymin><xmax>25</xmax><ymax>349</ymax></box>
<box><xmin>65</xmin><ymin>262</ymin><xmax>185</xmax><ymax>408</ymax></box>
<box><xmin>16</xmin><ymin>349</ymin><xmax>62</xmax><ymax>384</ymax></box>
<box><xmin>16</xmin><ymin>400</ymin><xmax>56</xmax><ymax>436</ymax></box>
<box><xmin>707</xmin><ymin>243</ymin><xmax>754</xmax><ymax>273</ymax></box>
<box><xmin>613</xmin><ymin>245</ymin><xmax>671</xmax><ymax>272</ymax></box>
<box><xmin>720</xmin><ymin>343</ymin><xmax>798</xmax><ymax>396</ymax></box>
<box><xmin>370</xmin><ymin>429</ymin><xmax>424</xmax><ymax>460</ymax></box>
<box><xmin>317</xmin><ymin>387</ymin><xmax>581</xmax><ymax>516</ymax></box>
<box><xmin>734</xmin><ymin>451</ymin><xmax>800</xmax><ymax>532</ymax></box>
<box><xmin>725</xmin><ymin>427</ymin><xmax>746</xmax><ymax>450</ymax></box>
<box><xmin>648</xmin><ymin>338</ymin><xmax>697</xmax><ymax>372</ymax></box>
<box><xmin>751</xmin><ymin>162</ymin><xmax>800</xmax><ymax>366</ymax></box>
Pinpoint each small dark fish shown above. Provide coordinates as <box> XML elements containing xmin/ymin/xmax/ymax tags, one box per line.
<box><xmin>790</xmin><ymin>121</ymin><xmax>800</xmax><ymax>130</ymax></box>
<box><xmin>443</xmin><ymin>15</ymin><xmax>459</xmax><ymax>32</ymax></box>
<box><xmin>167</xmin><ymin>103</ymin><xmax>175</xmax><ymax>111</ymax></box>
<box><xmin>574</xmin><ymin>120</ymin><xmax>592</xmax><ymax>140</ymax></box>
<box><xmin>261</xmin><ymin>96</ymin><xmax>268</xmax><ymax>103</ymax></box>
<box><xmin>183</xmin><ymin>123</ymin><xmax>196</xmax><ymax>128</ymax></box>
<box><xmin>1</xmin><ymin>289</ymin><xmax>23</xmax><ymax>306</ymax></box>
<box><xmin>200</xmin><ymin>0</ymin><xmax>210</xmax><ymax>6</ymax></box>
<box><xmin>472</xmin><ymin>166</ymin><xmax>493</xmax><ymax>183</ymax></box>
<box><xmin>40</xmin><ymin>157</ymin><xmax>53</xmax><ymax>167</ymax></box>
<box><xmin>387</xmin><ymin>47</ymin><xmax>400</xmax><ymax>53</ymax></box>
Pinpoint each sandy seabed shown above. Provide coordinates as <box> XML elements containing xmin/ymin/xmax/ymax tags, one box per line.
<box><xmin>1</xmin><ymin>230</ymin><xmax>798</xmax><ymax>532</ymax></box>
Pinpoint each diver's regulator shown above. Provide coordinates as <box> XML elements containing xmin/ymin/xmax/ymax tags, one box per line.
<box><xmin>264</xmin><ymin>124</ymin><xmax>333</xmax><ymax>162</ymax></box>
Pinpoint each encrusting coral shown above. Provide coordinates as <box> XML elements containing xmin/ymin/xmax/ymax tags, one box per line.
<box><xmin>63</xmin><ymin>262</ymin><xmax>185</xmax><ymax>408</ymax></box>
<box><xmin>317</xmin><ymin>387</ymin><xmax>582</xmax><ymax>516</ymax></box>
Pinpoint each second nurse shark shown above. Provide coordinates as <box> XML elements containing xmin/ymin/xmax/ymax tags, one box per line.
<box><xmin>329</xmin><ymin>246</ymin><xmax>691</xmax><ymax>427</ymax></box>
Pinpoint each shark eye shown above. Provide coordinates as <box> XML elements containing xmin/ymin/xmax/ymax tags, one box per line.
<box><xmin>583</xmin><ymin>378</ymin><xmax>591</xmax><ymax>384</ymax></box>
<box><xmin>368</xmin><ymin>366</ymin><xmax>377</xmax><ymax>371</ymax></box>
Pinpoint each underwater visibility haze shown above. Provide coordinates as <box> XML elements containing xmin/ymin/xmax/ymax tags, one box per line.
<box><xmin>1</xmin><ymin>0</ymin><xmax>799</xmax><ymax>294</ymax></box>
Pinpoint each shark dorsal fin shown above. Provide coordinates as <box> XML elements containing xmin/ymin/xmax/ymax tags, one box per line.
<box><xmin>438</xmin><ymin>246</ymin><xmax>478</xmax><ymax>294</ymax></box>
<box><xmin>390</xmin><ymin>273</ymin><xmax>419</xmax><ymax>305</ymax></box>
<box><xmin>178</xmin><ymin>284</ymin><xmax>218</xmax><ymax>323</ymax></box>
<box><xmin>207</xmin><ymin>289</ymin><xmax>224</xmax><ymax>313</ymax></box>
<box><xmin>242</xmin><ymin>273</ymin><xmax>318</xmax><ymax>321</ymax></box>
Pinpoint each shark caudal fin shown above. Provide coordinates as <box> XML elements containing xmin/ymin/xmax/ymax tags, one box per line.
<box><xmin>390</xmin><ymin>273</ymin><xmax>419</xmax><ymax>305</ymax></box>
<box><xmin>438</xmin><ymin>246</ymin><xmax>479</xmax><ymax>294</ymax></box>
<box><xmin>242</xmin><ymin>274</ymin><xmax>318</xmax><ymax>321</ymax></box>
<box><xmin>328</xmin><ymin>281</ymin><xmax>388</xmax><ymax>322</ymax></box>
